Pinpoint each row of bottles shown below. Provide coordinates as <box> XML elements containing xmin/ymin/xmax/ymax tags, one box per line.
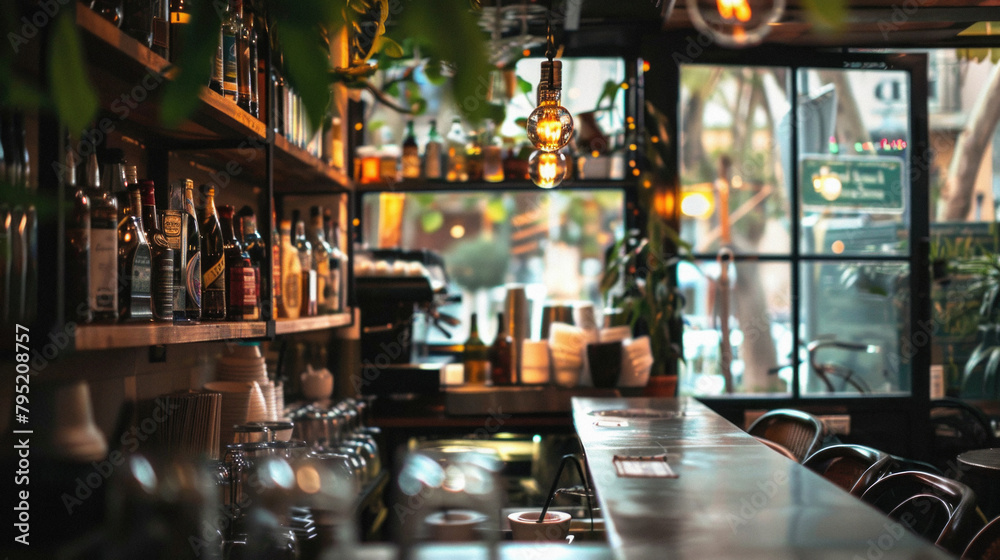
<box><xmin>208</xmin><ymin>0</ymin><xmax>261</xmax><ymax>119</ymax></box>
<box><xmin>90</xmin><ymin>0</ymin><xmax>170</xmax><ymax>59</ymax></box>
<box><xmin>356</xmin><ymin>118</ymin><xmax>513</xmax><ymax>184</ymax></box>
<box><xmin>0</xmin><ymin>109</ymin><xmax>36</xmax><ymax>326</ymax></box>
<box><xmin>64</xmin><ymin>151</ymin><xmax>348</xmax><ymax>325</ymax></box>
<box><xmin>274</xmin><ymin>206</ymin><xmax>346</xmax><ymax>320</ymax></box>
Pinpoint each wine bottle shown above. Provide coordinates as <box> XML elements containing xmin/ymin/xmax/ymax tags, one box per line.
<box><xmin>164</xmin><ymin>180</ymin><xmax>188</xmax><ymax>321</ymax></box>
<box><xmin>237</xmin><ymin>206</ymin><xmax>266</xmax><ymax>320</ymax></box>
<box><xmin>199</xmin><ymin>185</ymin><xmax>226</xmax><ymax>320</ymax></box>
<box><xmin>308</xmin><ymin>206</ymin><xmax>333</xmax><ymax>314</ymax></box>
<box><xmin>86</xmin><ymin>152</ymin><xmax>119</xmax><ymax>322</ymax></box>
<box><xmin>182</xmin><ymin>180</ymin><xmax>202</xmax><ymax>320</ymax></box>
<box><xmin>489</xmin><ymin>312</ymin><xmax>513</xmax><ymax>385</ymax></box>
<box><xmin>292</xmin><ymin>211</ymin><xmax>316</xmax><ymax>317</ymax></box>
<box><xmin>323</xmin><ymin>207</ymin><xmax>344</xmax><ymax>313</ymax></box>
<box><xmin>463</xmin><ymin>313</ymin><xmax>489</xmax><ymax>385</ymax></box>
<box><xmin>102</xmin><ymin>148</ymin><xmax>129</xmax><ymax>223</ymax></box>
<box><xmin>118</xmin><ymin>177</ymin><xmax>153</xmax><ymax>321</ymax></box>
<box><xmin>278</xmin><ymin>219</ymin><xmax>301</xmax><ymax>319</ymax></box>
<box><xmin>219</xmin><ymin>205</ymin><xmax>257</xmax><ymax>321</ymax></box>
<box><xmin>168</xmin><ymin>0</ymin><xmax>190</xmax><ymax>63</ymax></box>
<box><xmin>401</xmin><ymin>120</ymin><xmax>420</xmax><ymax>179</ymax></box>
<box><xmin>445</xmin><ymin>118</ymin><xmax>467</xmax><ymax>182</ymax></box>
<box><xmin>221</xmin><ymin>0</ymin><xmax>240</xmax><ymax>102</ymax></box>
<box><xmin>235</xmin><ymin>0</ymin><xmax>252</xmax><ymax>112</ymax></box>
<box><xmin>140</xmin><ymin>180</ymin><xmax>174</xmax><ymax>322</ymax></box>
<box><xmin>64</xmin><ymin>138</ymin><xmax>92</xmax><ymax>324</ymax></box>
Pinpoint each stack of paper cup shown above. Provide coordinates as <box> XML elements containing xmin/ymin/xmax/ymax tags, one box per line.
<box><xmin>574</xmin><ymin>303</ymin><xmax>599</xmax><ymax>386</ymax></box>
<box><xmin>549</xmin><ymin>322</ymin><xmax>585</xmax><ymax>388</ymax></box>
<box><xmin>505</xmin><ymin>285</ymin><xmax>529</xmax><ymax>383</ymax></box>
<box><xmin>621</xmin><ymin>336</ymin><xmax>654</xmax><ymax>388</ymax></box>
<box><xmin>521</xmin><ymin>340</ymin><xmax>550</xmax><ymax>384</ymax></box>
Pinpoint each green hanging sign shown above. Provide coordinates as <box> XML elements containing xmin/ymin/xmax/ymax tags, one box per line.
<box><xmin>800</xmin><ymin>155</ymin><xmax>905</xmax><ymax>212</ymax></box>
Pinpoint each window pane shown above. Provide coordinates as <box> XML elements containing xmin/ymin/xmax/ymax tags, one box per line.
<box><xmin>679</xmin><ymin>259</ymin><xmax>792</xmax><ymax>396</ymax></box>
<box><xmin>799</xmin><ymin>261</ymin><xmax>911</xmax><ymax>396</ymax></box>
<box><xmin>360</xmin><ymin>190</ymin><xmax>625</xmax><ymax>342</ymax></box>
<box><xmin>678</xmin><ymin>65</ymin><xmax>792</xmax><ymax>256</ymax></box>
<box><xmin>797</xmin><ymin>68</ymin><xmax>911</xmax><ymax>257</ymax></box>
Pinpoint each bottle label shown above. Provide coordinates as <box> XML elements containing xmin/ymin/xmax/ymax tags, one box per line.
<box><xmin>329</xmin><ymin>268</ymin><xmax>341</xmax><ymax>311</ymax></box>
<box><xmin>129</xmin><ymin>245</ymin><xmax>153</xmax><ymax>308</ymax></box>
<box><xmin>272</xmin><ymin>242</ymin><xmax>281</xmax><ymax>299</ymax></box>
<box><xmin>228</xmin><ymin>264</ymin><xmax>245</xmax><ymax>309</ymax></box>
<box><xmin>162</xmin><ymin>211</ymin><xmax>184</xmax><ymax>247</ymax></box>
<box><xmin>316</xmin><ymin>260</ymin><xmax>330</xmax><ymax>308</ymax></box>
<box><xmin>284</xmin><ymin>270</ymin><xmax>301</xmax><ymax>313</ymax></box>
<box><xmin>90</xmin><ymin>228</ymin><xmax>118</xmax><ymax>312</ymax></box>
<box><xmin>222</xmin><ymin>33</ymin><xmax>237</xmax><ymax>99</ymax></box>
<box><xmin>204</xmin><ymin>254</ymin><xmax>225</xmax><ymax>290</ymax></box>
<box><xmin>241</xmin><ymin>267</ymin><xmax>258</xmax><ymax>317</ymax></box>
<box><xmin>187</xmin><ymin>251</ymin><xmax>202</xmax><ymax>309</ymax></box>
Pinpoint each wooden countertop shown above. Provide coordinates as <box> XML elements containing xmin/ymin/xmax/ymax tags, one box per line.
<box><xmin>571</xmin><ymin>397</ymin><xmax>954</xmax><ymax>560</ymax></box>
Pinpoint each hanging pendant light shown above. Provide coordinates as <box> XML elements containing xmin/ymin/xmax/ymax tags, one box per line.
<box><xmin>685</xmin><ymin>0</ymin><xmax>785</xmax><ymax>48</ymax></box>
<box><xmin>527</xmin><ymin>22</ymin><xmax>573</xmax><ymax>188</ymax></box>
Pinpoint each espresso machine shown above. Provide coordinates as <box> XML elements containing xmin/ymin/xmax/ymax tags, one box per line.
<box><xmin>355</xmin><ymin>249</ymin><xmax>458</xmax><ymax>395</ymax></box>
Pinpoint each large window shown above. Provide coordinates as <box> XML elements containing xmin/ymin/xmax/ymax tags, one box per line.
<box><xmin>360</xmin><ymin>189</ymin><xmax>625</xmax><ymax>343</ymax></box>
<box><xmin>677</xmin><ymin>56</ymin><xmax>924</xmax><ymax>398</ymax></box>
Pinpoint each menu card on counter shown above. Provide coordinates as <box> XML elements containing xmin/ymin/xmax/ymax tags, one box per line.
<box><xmin>613</xmin><ymin>454</ymin><xmax>679</xmax><ymax>478</ymax></box>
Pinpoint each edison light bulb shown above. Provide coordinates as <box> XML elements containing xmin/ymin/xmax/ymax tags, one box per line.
<box><xmin>686</xmin><ymin>0</ymin><xmax>784</xmax><ymax>47</ymax></box>
<box><xmin>527</xmin><ymin>60</ymin><xmax>574</xmax><ymax>152</ymax></box>
<box><xmin>527</xmin><ymin>92</ymin><xmax>574</xmax><ymax>152</ymax></box>
<box><xmin>528</xmin><ymin>150</ymin><xmax>568</xmax><ymax>189</ymax></box>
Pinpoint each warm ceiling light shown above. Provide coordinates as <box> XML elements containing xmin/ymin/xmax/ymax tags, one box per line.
<box><xmin>686</xmin><ymin>0</ymin><xmax>784</xmax><ymax>47</ymax></box>
<box><xmin>681</xmin><ymin>190</ymin><xmax>714</xmax><ymax>218</ymax></box>
<box><xmin>526</xmin><ymin>22</ymin><xmax>574</xmax><ymax>178</ymax></box>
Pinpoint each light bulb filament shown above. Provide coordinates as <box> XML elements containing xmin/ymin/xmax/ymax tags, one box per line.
<box><xmin>717</xmin><ymin>0</ymin><xmax>752</xmax><ymax>22</ymax></box>
<box><xmin>538</xmin><ymin>153</ymin><xmax>559</xmax><ymax>188</ymax></box>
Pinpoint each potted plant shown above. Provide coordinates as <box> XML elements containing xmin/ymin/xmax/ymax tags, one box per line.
<box><xmin>599</xmin><ymin>102</ymin><xmax>694</xmax><ymax>396</ymax></box>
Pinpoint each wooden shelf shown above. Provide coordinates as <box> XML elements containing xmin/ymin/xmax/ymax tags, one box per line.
<box><xmin>274</xmin><ymin>312</ymin><xmax>353</xmax><ymax>335</ymax></box>
<box><xmin>74</xmin><ymin>321</ymin><xmax>268</xmax><ymax>350</ymax></box>
<box><xmin>76</xmin><ymin>4</ymin><xmax>266</xmax><ymax>142</ymax></box>
<box><xmin>355</xmin><ymin>178</ymin><xmax>630</xmax><ymax>193</ymax></box>
<box><xmin>273</xmin><ymin>134</ymin><xmax>353</xmax><ymax>192</ymax></box>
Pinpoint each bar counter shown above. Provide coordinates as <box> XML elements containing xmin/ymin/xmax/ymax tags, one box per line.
<box><xmin>572</xmin><ymin>397</ymin><xmax>953</xmax><ymax>560</ymax></box>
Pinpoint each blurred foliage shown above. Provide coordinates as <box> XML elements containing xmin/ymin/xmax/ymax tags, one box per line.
<box><xmin>447</xmin><ymin>236</ymin><xmax>510</xmax><ymax>292</ymax></box>
<box><xmin>0</xmin><ymin>0</ymin><xmax>490</xmax><ymax>137</ymax></box>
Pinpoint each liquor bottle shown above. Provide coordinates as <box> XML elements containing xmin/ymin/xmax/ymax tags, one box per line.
<box><xmin>401</xmin><ymin>120</ymin><xmax>420</xmax><ymax>179</ymax></box>
<box><xmin>423</xmin><ymin>120</ymin><xmax>442</xmax><ymax>179</ymax></box>
<box><xmin>168</xmin><ymin>0</ymin><xmax>190</xmax><ymax>63</ymax></box>
<box><xmin>483</xmin><ymin>121</ymin><xmax>504</xmax><ymax>183</ymax></box>
<box><xmin>292</xmin><ymin>212</ymin><xmax>316</xmax><ymax>317</ymax></box>
<box><xmin>237</xmin><ymin>206</ymin><xmax>266</xmax><ymax>320</ymax></box>
<box><xmin>118</xmin><ymin>180</ymin><xmax>153</xmax><ymax>321</ymax></box>
<box><xmin>246</xmin><ymin>6</ymin><xmax>259</xmax><ymax>118</ymax></box>
<box><xmin>182</xmin><ymin>180</ymin><xmax>202</xmax><ymax>320</ymax></box>
<box><xmin>234</xmin><ymin>0</ymin><xmax>252</xmax><ymax>112</ymax></box>
<box><xmin>64</xmin><ymin>139</ymin><xmax>92</xmax><ymax>324</ymax></box>
<box><xmin>86</xmin><ymin>152</ymin><xmax>119</xmax><ymax>322</ymax></box>
<box><xmin>164</xmin><ymin>180</ymin><xmax>188</xmax><ymax>321</ymax></box>
<box><xmin>465</xmin><ymin>128</ymin><xmax>483</xmax><ymax>182</ymax></box>
<box><xmin>278</xmin><ymin>219</ymin><xmax>301</xmax><ymax>319</ymax></box>
<box><xmin>102</xmin><ymin>149</ymin><xmax>130</xmax><ymax>222</ymax></box>
<box><xmin>199</xmin><ymin>185</ymin><xmax>227</xmax><ymax>319</ymax></box>
<box><xmin>463</xmin><ymin>313</ymin><xmax>489</xmax><ymax>385</ymax></box>
<box><xmin>151</xmin><ymin>0</ymin><xmax>169</xmax><ymax>59</ymax></box>
<box><xmin>445</xmin><ymin>118</ymin><xmax>468</xmax><ymax>182</ymax></box>
<box><xmin>308</xmin><ymin>206</ymin><xmax>333</xmax><ymax>314</ymax></box>
<box><xmin>323</xmin><ymin>208</ymin><xmax>344</xmax><ymax>313</ymax></box>
<box><xmin>270</xmin><ymin>206</ymin><xmax>281</xmax><ymax>320</ymax></box>
<box><xmin>140</xmin><ymin>180</ymin><xmax>174</xmax><ymax>322</ymax></box>
<box><xmin>219</xmin><ymin>205</ymin><xmax>257</xmax><ymax>320</ymax></box>
<box><xmin>210</xmin><ymin>20</ymin><xmax>224</xmax><ymax>94</ymax></box>
<box><xmin>220</xmin><ymin>0</ymin><xmax>239</xmax><ymax>101</ymax></box>
<box><xmin>489</xmin><ymin>312</ymin><xmax>513</xmax><ymax>385</ymax></box>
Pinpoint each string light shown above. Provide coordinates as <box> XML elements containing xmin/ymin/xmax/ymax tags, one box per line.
<box><xmin>527</xmin><ymin>21</ymin><xmax>574</xmax><ymax>188</ymax></box>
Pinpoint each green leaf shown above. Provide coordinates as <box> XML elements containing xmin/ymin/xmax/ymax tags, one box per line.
<box><xmin>517</xmin><ymin>76</ymin><xmax>533</xmax><ymax>94</ymax></box>
<box><xmin>371</xmin><ymin>35</ymin><xmax>404</xmax><ymax>59</ymax></box>
<box><xmin>398</xmin><ymin>0</ymin><xmax>490</xmax><ymax>124</ymax></box>
<box><xmin>485</xmin><ymin>199</ymin><xmax>506</xmax><ymax>222</ymax></box>
<box><xmin>280</xmin><ymin>23</ymin><xmax>332</xmax><ymax>134</ymax></box>
<box><xmin>801</xmin><ymin>0</ymin><xmax>847</xmax><ymax>31</ymax></box>
<box><xmin>161</xmin><ymin>0</ymin><xmax>222</xmax><ymax>127</ymax></box>
<box><xmin>49</xmin><ymin>13</ymin><xmax>97</xmax><ymax>135</ymax></box>
<box><xmin>421</xmin><ymin>210</ymin><xmax>444</xmax><ymax>233</ymax></box>
<box><xmin>424</xmin><ymin>59</ymin><xmax>448</xmax><ymax>85</ymax></box>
